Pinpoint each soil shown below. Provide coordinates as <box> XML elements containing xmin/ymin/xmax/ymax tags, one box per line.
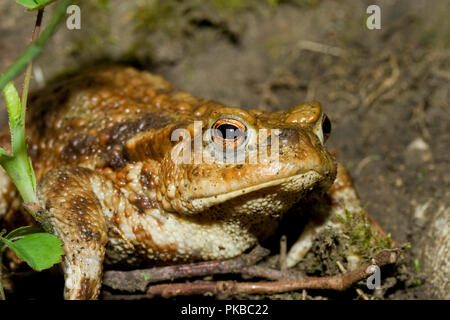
<box><xmin>0</xmin><ymin>0</ymin><xmax>448</xmax><ymax>299</ymax></box>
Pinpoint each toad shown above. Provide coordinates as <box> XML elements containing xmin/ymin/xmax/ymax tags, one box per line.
<box><xmin>0</xmin><ymin>66</ymin><xmax>386</xmax><ymax>299</ymax></box>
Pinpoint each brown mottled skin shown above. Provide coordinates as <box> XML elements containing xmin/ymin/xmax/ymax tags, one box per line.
<box><xmin>0</xmin><ymin>66</ymin><xmax>378</xmax><ymax>299</ymax></box>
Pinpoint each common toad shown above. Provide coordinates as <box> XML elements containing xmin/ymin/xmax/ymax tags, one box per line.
<box><xmin>0</xmin><ymin>66</ymin><xmax>384</xmax><ymax>299</ymax></box>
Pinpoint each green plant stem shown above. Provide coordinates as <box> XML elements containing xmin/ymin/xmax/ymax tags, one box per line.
<box><xmin>0</xmin><ymin>0</ymin><xmax>73</xmax><ymax>92</ymax></box>
<box><xmin>1</xmin><ymin>152</ymin><xmax>37</xmax><ymax>204</ymax></box>
<box><xmin>21</xmin><ymin>8</ymin><xmax>45</xmax><ymax>111</ymax></box>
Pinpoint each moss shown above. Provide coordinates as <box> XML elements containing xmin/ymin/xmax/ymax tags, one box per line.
<box><xmin>299</xmin><ymin>206</ymin><xmax>396</xmax><ymax>278</ymax></box>
<box><xmin>337</xmin><ymin>208</ymin><xmax>393</xmax><ymax>260</ymax></box>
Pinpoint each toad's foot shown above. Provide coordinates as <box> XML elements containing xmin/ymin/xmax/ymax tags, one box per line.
<box><xmin>38</xmin><ymin>166</ymin><xmax>108</xmax><ymax>300</ymax></box>
<box><xmin>286</xmin><ymin>162</ymin><xmax>387</xmax><ymax>268</ymax></box>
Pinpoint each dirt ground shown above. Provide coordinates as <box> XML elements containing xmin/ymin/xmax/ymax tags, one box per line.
<box><xmin>0</xmin><ymin>0</ymin><xmax>448</xmax><ymax>299</ymax></box>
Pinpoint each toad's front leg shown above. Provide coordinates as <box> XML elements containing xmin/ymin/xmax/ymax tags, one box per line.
<box><xmin>37</xmin><ymin>166</ymin><xmax>109</xmax><ymax>300</ymax></box>
<box><xmin>286</xmin><ymin>162</ymin><xmax>390</xmax><ymax>268</ymax></box>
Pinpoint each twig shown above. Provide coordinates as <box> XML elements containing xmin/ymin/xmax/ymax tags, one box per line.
<box><xmin>336</xmin><ymin>260</ymin><xmax>369</xmax><ymax>300</ymax></box>
<box><xmin>298</xmin><ymin>40</ymin><xmax>345</xmax><ymax>57</ymax></box>
<box><xmin>146</xmin><ymin>250</ymin><xmax>398</xmax><ymax>298</ymax></box>
<box><xmin>103</xmin><ymin>245</ymin><xmax>270</xmax><ymax>292</ymax></box>
<box><xmin>355</xmin><ymin>155</ymin><xmax>381</xmax><ymax>175</ymax></box>
<box><xmin>240</xmin><ymin>265</ymin><xmax>301</xmax><ymax>281</ymax></box>
<box><xmin>362</xmin><ymin>55</ymin><xmax>400</xmax><ymax>108</ymax></box>
<box><xmin>411</xmin><ymin>97</ymin><xmax>432</xmax><ymax>141</ymax></box>
<box><xmin>279</xmin><ymin>235</ymin><xmax>287</xmax><ymax>273</ymax></box>
<box><xmin>302</xmin><ymin>289</ymin><xmax>307</xmax><ymax>300</ymax></box>
<box><xmin>0</xmin><ymin>0</ymin><xmax>73</xmax><ymax>92</ymax></box>
<box><xmin>102</xmin><ymin>293</ymin><xmax>151</xmax><ymax>300</ymax></box>
<box><xmin>0</xmin><ymin>261</ymin><xmax>4</xmax><ymax>300</ymax></box>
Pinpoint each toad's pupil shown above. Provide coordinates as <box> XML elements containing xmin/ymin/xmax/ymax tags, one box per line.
<box><xmin>217</xmin><ymin>124</ymin><xmax>245</xmax><ymax>139</ymax></box>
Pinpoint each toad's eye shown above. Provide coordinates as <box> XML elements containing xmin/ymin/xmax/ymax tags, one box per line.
<box><xmin>211</xmin><ymin>118</ymin><xmax>247</xmax><ymax>149</ymax></box>
<box><xmin>322</xmin><ymin>114</ymin><xmax>331</xmax><ymax>142</ymax></box>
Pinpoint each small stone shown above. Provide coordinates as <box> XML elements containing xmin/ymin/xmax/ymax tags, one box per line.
<box><xmin>346</xmin><ymin>254</ymin><xmax>361</xmax><ymax>271</ymax></box>
<box><xmin>406</xmin><ymin>137</ymin><xmax>432</xmax><ymax>163</ymax></box>
<box><xmin>419</xmin><ymin>205</ymin><xmax>450</xmax><ymax>299</ymax></box>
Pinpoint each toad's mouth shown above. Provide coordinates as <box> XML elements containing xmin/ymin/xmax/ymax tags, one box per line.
<box><xmin>189</xmin><ymin>170</ymin><xmax>326</xmax><ymax>211</ymax></box>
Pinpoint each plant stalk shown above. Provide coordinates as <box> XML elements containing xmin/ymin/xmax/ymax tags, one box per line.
<box><xmin>1</xmin><ymin>153</ymin><xmax>37</xmax><ymax>204</ymax></box>
<box><xmin>0</xmin><ymin>0</ymin><xmax>73</xmax><ymax>92</ymax></box>
<box><xmin>21</xmin><ymin>8</ymin><xmax>45</xmax><ymax>111</ymax></box>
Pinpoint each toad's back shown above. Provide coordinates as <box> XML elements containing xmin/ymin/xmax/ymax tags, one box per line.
<box><xmin>23</xmin><ymin>66</ymin><xmax>217</xmax><ymax>178</ymax></box>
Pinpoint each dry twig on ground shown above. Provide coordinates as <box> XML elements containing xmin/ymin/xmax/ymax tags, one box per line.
<box><xmin>146</xmin><ymin>250</ymin><xmax>398</xmax><ymax>298</ymax></box>
<box><xmin>103</xmin><ymin>245</ymin><xmax>270</xmax><ymax>292</ymax></box>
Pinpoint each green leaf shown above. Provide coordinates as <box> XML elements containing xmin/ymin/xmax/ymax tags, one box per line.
<box><xmin>0</xmin><ymin>226</ymin><xmax>43</xmax><ymax>252</ymax></box>
<box><xmin>1</xmin><ymin>233</ymin><xmax>64</xmax><ymax>271</ymax></box>
<box><xmin>16</xmin><ymin>0</ymin><xmax>56</xmax><ymax>9</ymax></box>
<box><xmin>1</xmin><ymin>82</ymin><xmax>38</xmax><ymax>203</ymax></box>
<box><xmin>27</xmin><ymin>156</ymin><xmax>37</xmax><ymax>193</ymax></box>
<box><xmin>5</xmin><ymin>225</ymin><xmax>43</xmax><ymax>241</ymax></box>
<box><xmin>11</xmin><ymin>123</ymin><xmax>25</xmax><ymax>156</ymax></box>
<box><xmin>3</xmin><ymin>82</ymin><xmax>22</xmax><ymax>129</ymax></box>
